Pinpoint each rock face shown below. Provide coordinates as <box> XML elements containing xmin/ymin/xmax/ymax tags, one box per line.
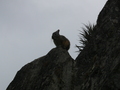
<box><xmin>75</xmin><ymin>0</ymin><xmax>120</xmax><ymax>90</ymax></box>
<box><xmin>7</xmin><ymin>0</ymin><xmax>120</xmax><ymax>90</ymax></box>
<box><xmin>7</xmin><ymin>47</ymin><xmax>74</xmax><ymax>90</ymax></box>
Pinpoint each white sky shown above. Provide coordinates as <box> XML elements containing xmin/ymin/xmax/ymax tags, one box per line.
<box><xmin>0</xmin><ymin>0</ymin><xmax>107</xmax><ymax>90</ymax></box>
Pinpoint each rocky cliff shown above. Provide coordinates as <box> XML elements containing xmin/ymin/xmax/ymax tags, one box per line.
<box><xmin>7</xmin><ymin>0</ymin><xmax>120</xmax><ymax>90</ymax></box>
<box><xmin>75</xmin><ymin>0</ymin><xmax>120</xmax><ymax>90</ymax></box>
<box><xmin>7</xmin><ymin>47</ymin><xmax>74</xmax><ymax>90</ymax></box>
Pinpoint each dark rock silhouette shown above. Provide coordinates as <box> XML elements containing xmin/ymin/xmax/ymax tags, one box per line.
<box><xmin>7</xmin><ymin>47</ymin><xmax>74</xmax><ymax>90</ymax></box>
<box><xmin>75</xmin><ymin>0</ymin><xmax>120</xmax><ymax>90</ymax></box>
<box><xmin>7</xmin><ymin>0</ymin><xmax>120</xmax><ymax>90</ymax></box>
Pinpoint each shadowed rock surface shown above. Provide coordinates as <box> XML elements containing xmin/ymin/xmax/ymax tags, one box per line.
<box><xmin>75</xmin><ymin>0</ymin><xmax>120</xmax><ymax>90</ymax></box>
<box><xmin>7</xmin><ymin>47</ymin><xmax>74</xmax><ymax>90</ymax></box>
<box><xmin>7</xmin><ymin>0</ymin><xmax>120</xmax><ymax>90</ymax></box>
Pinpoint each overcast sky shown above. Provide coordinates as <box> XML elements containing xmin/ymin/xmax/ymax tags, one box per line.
<box><xmin>0</xmin><ymin>0</ymin><xmax>107</xmax><ymax>90</ymax></box>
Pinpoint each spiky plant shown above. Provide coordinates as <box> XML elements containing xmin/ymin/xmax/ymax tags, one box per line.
<box><xmin>76</xmin><ymin>23</ymin><xmax>95</xmax><ymax>52</ymax></box>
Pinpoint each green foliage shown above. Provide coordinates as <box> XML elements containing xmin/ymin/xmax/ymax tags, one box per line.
<box><xmin>76</xmin><ymin>23</ymin><xmax>95</xmax><ymax>51</ymax></box>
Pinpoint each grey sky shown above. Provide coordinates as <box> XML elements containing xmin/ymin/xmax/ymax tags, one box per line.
<box><xmin>0</xmin><ymin>0</ymin><xmax>107</xmax><ymax>90</ymax></box>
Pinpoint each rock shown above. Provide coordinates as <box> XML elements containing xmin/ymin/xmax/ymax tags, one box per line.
<box><xmin>6</xmin><ymin>47</ymin><xmax>74</xmax><ymax>90</ymax></box>
<box><xmin>75</xmin><ymin>0</ymin><xmax>120</xmax><ymax>90</ymax></box>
